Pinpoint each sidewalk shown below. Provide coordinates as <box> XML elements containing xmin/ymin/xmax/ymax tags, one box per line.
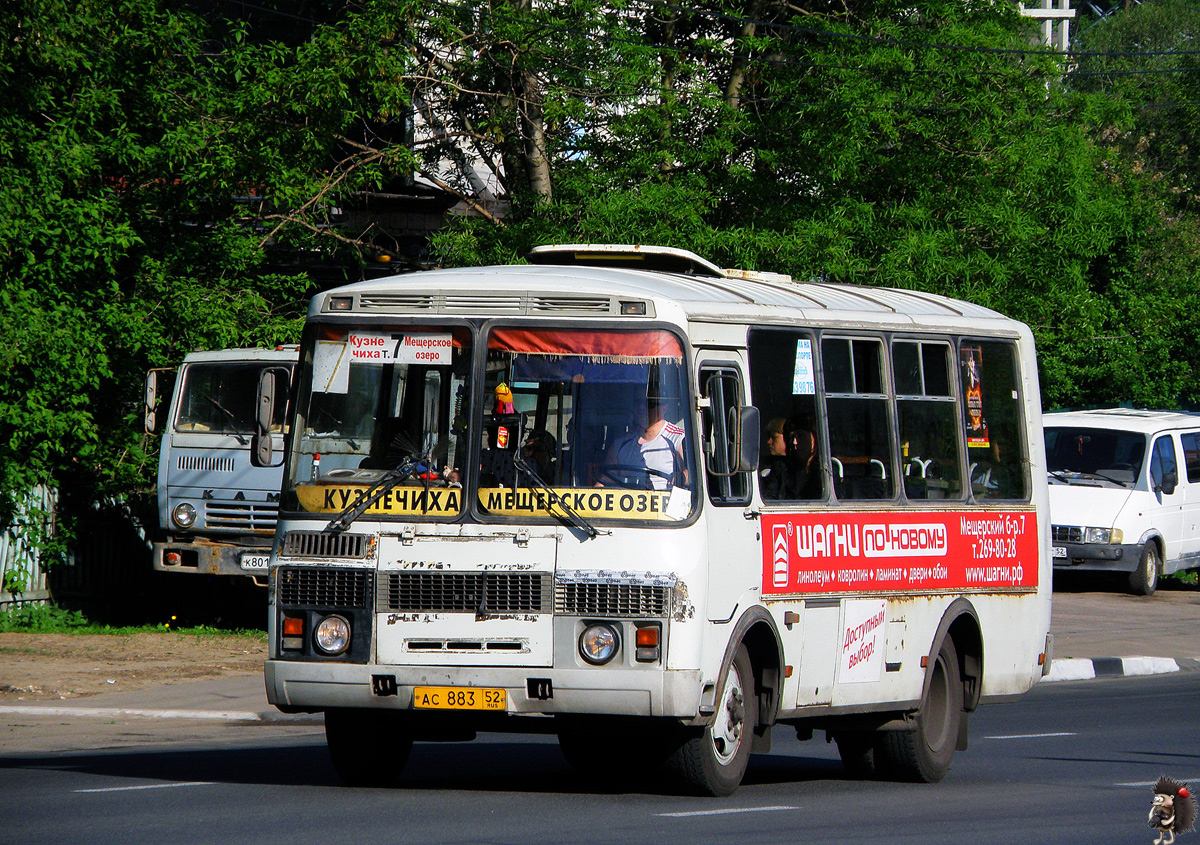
<box><xmin>2</xmin><ymin>586</ymin><xmax>1198</xmax><ymax>723</ymax></box>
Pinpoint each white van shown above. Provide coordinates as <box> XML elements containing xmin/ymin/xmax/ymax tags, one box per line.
<box><xmin>1044</xmin><ymin>408</ymin><xmax>1200</xmax><ymax>595</ymax></box>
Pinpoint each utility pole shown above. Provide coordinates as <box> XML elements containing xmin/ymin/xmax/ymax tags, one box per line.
<box><xmin>1019</xmin><ymin>0</ymin><xmax>1076</xmax><ymax>51</ymax></box>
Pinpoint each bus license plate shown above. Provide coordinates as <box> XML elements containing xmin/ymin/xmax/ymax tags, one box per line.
<box><xmin>1052</xmin><ymin>546</ymin><xmax>1067</xmax><ymax>559</ymax></box>
<box><xmin>240</xmin><ymin>553</ymin><xmax>270</xmax><ymax>571</ymax></box>
<box><xmin>413</xmin><ymin>686</ymin><xmax>506</xmax><ymax>711</ymax></box>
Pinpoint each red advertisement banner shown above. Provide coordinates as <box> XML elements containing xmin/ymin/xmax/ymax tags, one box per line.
<box><xmin>761</xmin><ymin>510</ymin><xmax>1039</xmax><ymax>596</ymax></box>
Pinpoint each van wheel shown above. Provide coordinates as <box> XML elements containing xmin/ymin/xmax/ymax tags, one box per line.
<box><xmin>876</xmin><ymin>638</ymin><xmax>962</xmax><ymax>783</ymax></box>
<box><xmin>325</xmin><ymin>708</ymin><xmax>413</xmax><ymax>786</ymax></box>
<box><xmin>1128</xmin><ymin>544</ymin><xmax>1160</xmax><ymax>596</ymax></box>
<box><xmin>666</xmin><ymin>645</ymin><xmax>757</xmax><ymax>796</ymax></box>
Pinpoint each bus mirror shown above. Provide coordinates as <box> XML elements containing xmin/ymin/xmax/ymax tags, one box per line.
<box><xmin>144</xmin><ymin>370</ymin><xmax>159</xmax><ymax>434</ymax></box>
<box><xmin>730</xmin><ymin>405</ymin><xmax>760</xmax><ymax>473</ymax></box>
<box><xmin>254</xmin><ymin>370</ymin><xmax>277</xmax><ymax>466</ymax></box>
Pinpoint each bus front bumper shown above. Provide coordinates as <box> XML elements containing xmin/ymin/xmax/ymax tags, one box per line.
<box><xmin>264</xmin><ymin>659</ymin><xmax>704</xmax><ymax>722</ymax></box>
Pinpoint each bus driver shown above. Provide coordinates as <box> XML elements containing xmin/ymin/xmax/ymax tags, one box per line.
<box><xmin>600</xmin><ymin>393</ymin><xmax>687</xmax><ymax>490</ymax></box>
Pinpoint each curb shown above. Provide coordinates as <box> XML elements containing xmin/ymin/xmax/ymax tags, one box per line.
<box><xmin>1043</xmin><ymin>656</ymin><xmax>1182</xmax><ymax>682</ymax></box>
<box><xmin>0</xmin><ymin>704</ymin><xmax>322</xmax><ymax>724</ymax></box>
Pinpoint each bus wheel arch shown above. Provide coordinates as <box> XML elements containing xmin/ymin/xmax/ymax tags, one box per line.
<box><xmin>667</xmin><ymin>609</ymin><xmax>781</xmax><ymax>796</ymax></box>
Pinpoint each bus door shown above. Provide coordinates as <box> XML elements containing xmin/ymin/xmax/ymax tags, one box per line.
<box><xmin>698</xmin><ymin>357</ymin><xmax>758</xmax><ymax>623</ymax></box>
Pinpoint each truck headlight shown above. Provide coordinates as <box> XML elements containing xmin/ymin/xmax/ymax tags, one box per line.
<box><xmin>314</xmin><ymin>615</ymin><xmax>351</xmax><ymax>655</ymax></box>
<box><xmin>579</xmin><ymin>624</ymin><xmax>619</xmax><ymax>665</ymax></box>
<box><xmin>171</xmin><ymin>502</ymin><xmax>197</xmax><ymax>529</ymax></box>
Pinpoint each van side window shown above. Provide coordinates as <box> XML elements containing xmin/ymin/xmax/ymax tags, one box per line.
<box><xmin>1150</xmin><ymin>435</ymin><xmax>1178</xmax><ymax>491</ymax></box>
<box><xmin>1181</xmin><ymin>432</ymin><xmax>1200</xmax><ymax>483</ymax></box>
<box><xmin>823</xmin><ymin>337</ymin><xmax>893</xmax><ymax>500</ymax></box>
<box><xmin>959</xmin><ymin>340</ymin><xmax>1028</xmax><ymax>501</ymax></box>
<box><xmin>894</xmin><ymin>341</ymin><xmax>963</xmax><ymax>500</ymax></box>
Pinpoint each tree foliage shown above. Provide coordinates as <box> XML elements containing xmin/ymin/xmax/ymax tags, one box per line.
<box><xmin>1</xmin><ymin>0</ymin><xmax>1198</xmax><ymax>523</ymax></box>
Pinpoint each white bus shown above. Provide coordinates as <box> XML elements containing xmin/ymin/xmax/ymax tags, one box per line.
<box><xmin>263</xmin><ymin>245</ymin><xmax>1051</xmax><ymax>795</ymax></box>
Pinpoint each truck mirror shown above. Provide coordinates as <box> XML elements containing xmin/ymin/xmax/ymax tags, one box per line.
<box><xmin>254</xmin><ymin>370</ymin><xmax>277</xmax><ymax>466</ymax></box>
<box><xmin>144</xmin><ymin>370</ymin><xmax>159</xmax><ymax>434</ymax></box>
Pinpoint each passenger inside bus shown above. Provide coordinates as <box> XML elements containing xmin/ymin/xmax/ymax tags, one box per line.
<box><xmin>760</xmin><ymin>416</ymin><xmax>822</xmax><ymax>500</ymax></box>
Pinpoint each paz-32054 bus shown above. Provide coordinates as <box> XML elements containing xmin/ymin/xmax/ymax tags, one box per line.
<box><xmin>262</xmin><ymin>245</ymin><xmax>1051</xmax><ymax>795</ymax></box>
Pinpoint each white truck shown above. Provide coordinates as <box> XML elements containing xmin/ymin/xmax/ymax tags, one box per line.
<box><xmin>144</xmin><ymin>346</ymin><xmax>296</xmax><ymax>585</ymax></box>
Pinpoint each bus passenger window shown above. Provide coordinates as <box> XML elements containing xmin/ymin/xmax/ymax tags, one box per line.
<box><xmin>822</xmin><ymin>338</ymin><xmax>893</xmax><ymax>500</ymax></box>
<box><xmin>894</xmin><ymin>341</ymin><xmax>963</xmax><ymax>500</ymax></box>
<box><xmin>960</xmin><ymin>340</ymin><xmax>1028</xmax><ymax>501</ymax></box>
<box><xmin>747</xmin><ymin>330</ymin><xmax>825</xmax><ymax>503</ymax></box>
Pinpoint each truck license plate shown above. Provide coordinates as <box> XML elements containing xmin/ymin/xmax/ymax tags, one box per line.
<box><xmin>1052</xmin><ymin>546</ymin><xmax>1067</xmax><ymax>559</ymax></box>
<box><xmin>413</xmin><ymin>686</ymin><xmax>506</xmax><ymax>711</ymax></box>
<box><xmin>240</xmin><ymin>553</ymin><xmax>270</xmax><ymax>571</ymax></box>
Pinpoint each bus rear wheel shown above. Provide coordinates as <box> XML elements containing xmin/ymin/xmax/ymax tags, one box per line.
<box><xmin>876</xmin><ymin>638</ymin><xmax>963</xmax><ymax>783</ymax></box>
<box><xmin>325</xmin><ymin>708</ymin><xmax>413</xmax><ymax>787</ymax></box>
<box><xmin>666</xmin><ymin>645</ymin><xmax>757</xmax><ymax>796</ymax></box>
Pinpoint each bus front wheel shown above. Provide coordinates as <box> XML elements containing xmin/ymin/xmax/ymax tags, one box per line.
<box><xmin>877</xmin><ymin>638</ymin><xmax>963</xmax><ymax>783</ymax></box>
<box><xmin>667</xmin><ymin>644</ymin><xmax>757</xmax><ymax>796</ymax></box>
<box><xmin>325</xmin><ymin>708</ymin><xmax>413</xmax><ymax>787</ymax></box>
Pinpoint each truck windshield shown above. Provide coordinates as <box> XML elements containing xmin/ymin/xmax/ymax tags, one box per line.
<box><xmin>1045</xmin><ymin>426</ymin><xmax>1146</xmax><ymax>486</ymax></box>
<box><xmin>284</xmin><ymin>325</ymin><xmax>473</xmax><ymax>519</ymax></box>
<box><xmin>476</xmin><ymin>326</ymin><xmax>694</xmax><ymax>523</ymax></box>
<box><xmin>176</xmin><ymin>362</ymin><xmax>283</xmax><ymax>435</ymax></box>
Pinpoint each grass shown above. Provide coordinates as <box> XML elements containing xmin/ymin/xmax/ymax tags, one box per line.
<box><xmin>0</xmin><ymin>603</ymin><xmax>266</xmax><ymax>639</ymax></box>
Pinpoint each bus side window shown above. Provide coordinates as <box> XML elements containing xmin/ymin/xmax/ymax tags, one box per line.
<box><xmin>894</xmin><ymin>341</ymin><xmax>964</xmax><ymax>500</ymax></box>
<box><xmin>823</xmin><ymin>337</ymin><xmax>894</xmax><ymax>500</ymax></box>
<box><xmin>960</xmin><ymin>340</ymin><xmax>1029</xmax><ymax>501</ymax></box>
<box><xmin>701</xmin><ymin>365</ymin><xmax>751</xmax><ymax>505</ymax></box>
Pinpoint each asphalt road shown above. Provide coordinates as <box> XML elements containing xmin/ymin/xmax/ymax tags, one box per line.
<box><xmin>2</xmin><ymin>671</ymin><xmax>1196</xmax><ymax>845</ymax></box>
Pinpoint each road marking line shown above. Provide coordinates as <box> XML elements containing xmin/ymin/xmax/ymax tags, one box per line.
<box><xmin>658</xmin><ymin>806</ymin><xmax>798</xmax><ymax>818</ymax></box>
<box><xmin>985</xmin><ymin>732</ymin><xmax>1077</xmax><ymax>740</ymax></box>
<box><xmin>76</xmin><ymin>782</ymin><xmax>216</xmax><ymax>794</ymax></box>
<box><xmin>1117</xmin><ymin>778</ymin><xmax>1200</xmax><ymax>788</ymax></box>
<box><xmin>0</xmin><ymin>705</ymin><xmax>262</xmax><ymax>721</ymax></box>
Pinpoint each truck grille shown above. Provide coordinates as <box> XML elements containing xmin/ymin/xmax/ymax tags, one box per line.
<box><xmin>282</xmin><ymin>530</ymin><xmax>370</xmax><ymax>559</ymax></box>
<box><xmin>277</xmin><ymin>566</ymin><xmax>371</xmax><ymax>608</ymax></box>
<box><xmin>204</xmin><ymin>501</ymin><xmax>278</xmax><ymax>531</ymax></box>
<box><xmin>377</xmin><ymin>572</ymin><xmax>551</xmax><ymax>614</ymax></box>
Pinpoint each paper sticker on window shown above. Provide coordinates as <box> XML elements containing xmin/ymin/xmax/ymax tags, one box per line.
<box><xmin>348</xmin><ymin>332</ymin><xmax>452</xmax><ymax>365</ymax></box>
<box><xmin>313</xmin><ymin>340</ymin><xmax>350</xmax><ymax>394</ymax></box>
<box><xmin>792</xmin><ymin>339</ymin><xmax>815</xmax><ymax>395</ymax></box>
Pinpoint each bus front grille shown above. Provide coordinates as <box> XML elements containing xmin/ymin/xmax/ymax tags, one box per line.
<box><xmin>377</xmin><ymin>572</ymin><xmax>551</xmax><ymax>614</ymax></box>
<box><xmin>277</xmin><ymin>566</ymin><xmax>370</xmax><ymax>608</ymax></box>
<box><xmin>282</xmin><ymin>530</ymin><xmax>370</xmax><ymax>559</ymax></box>
<box><xmin>555</xmin><ymin>574</ymin><xmax>674</xmax><ymax>618</ymax></box>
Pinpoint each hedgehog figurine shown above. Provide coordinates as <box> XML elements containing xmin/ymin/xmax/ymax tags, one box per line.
<box><xmin>1150</xmin><ymin>776</ymin><xmax>1197</xmax><ymax>845</ymax></box>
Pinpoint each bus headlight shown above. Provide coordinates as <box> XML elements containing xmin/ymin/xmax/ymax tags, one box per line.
<box><xmin>579</xmin><ymin>624</ymin><xmax>619</xmax><ymax>665</ymax></box>
<box><xmin>171</xmin><ymin>502</ymin><xmax>197</xmax><ymax>529</ymax></box>
<box><xmin>314</xmin><ymin>615</ymin><xmax>351</xmax><ymax>655</ymax></box>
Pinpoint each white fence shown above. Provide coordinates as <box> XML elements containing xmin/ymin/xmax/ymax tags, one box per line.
<box><xmin>0</xmin><ymin>484</ymin><xmax>56</xmax><ymax>608</ymax></box>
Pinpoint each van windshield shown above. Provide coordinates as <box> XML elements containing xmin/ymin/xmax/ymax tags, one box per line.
<box><xmin>1044</xmin><ymin>426</ymin><xmax>1146</xmax><ymax>487</ymax></box>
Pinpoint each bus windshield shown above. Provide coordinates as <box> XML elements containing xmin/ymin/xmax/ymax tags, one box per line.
<box><xmin>284</xmin><ymin>325</ymin><xmax>473</xmax><ymax>519</ymax></box>
<box><xmin>476</xmin><ymin>326</ymin><xmax>694</xmax><ymax>523</ymax></box>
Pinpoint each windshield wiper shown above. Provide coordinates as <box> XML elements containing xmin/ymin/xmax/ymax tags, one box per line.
<box><xmin>326</xmin><ymin>459</ymin><xmax>417</xmax><ymax>533</ymax></box>
<box><xmin>513</xmin><ymin>454</ymin><xmax>607</xmax><ymax>539</ymax></box>
<box><xmin>206</xmin><ymin>396</ymin><xmax>248</xmax><ymax>445</ymax></box>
